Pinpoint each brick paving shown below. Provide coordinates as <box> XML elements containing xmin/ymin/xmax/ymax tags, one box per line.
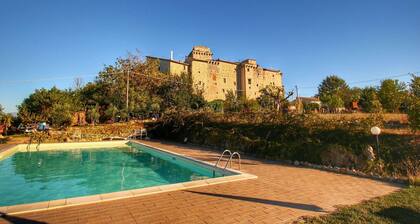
<box><xmin>0</xmin><ymin>140</ymin><xmax>402</xmax><ymax>224</ymax></box>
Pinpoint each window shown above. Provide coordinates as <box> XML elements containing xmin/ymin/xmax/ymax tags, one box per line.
<box><xmin>222</xmin><ymin>89</ymin><xmax>225</xmax><ymax>93</ymax></box>
<box><xmin>198</xmin><ymin>81</ymin><xmax>202</xmax><ymax>85</ymax></box>
<box><xmin>248</xmin><ymin>79</ymin><xmax>251</xmax><ymax>85</ymax></box>
<box><xmin>234</xmin><ymin>81</ymin><xmax>236</xmax><ymax>85</ymax></box>
<box><xmin>256</xmin><ymin>84</ymin><xmax>259</xmax><ymax>87</ymax></box>
<box><xmin>223</xmin><ymin>78</ymin><xmax>226</xmax><ymax>83</ymax></box>
<box><xmin>247</xmin><ymin>68</ymin><xmax>250</xmax><ymax>72</ymax></box>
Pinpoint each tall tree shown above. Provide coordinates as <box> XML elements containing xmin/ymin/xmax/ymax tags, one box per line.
<box><xmin>407</xmin><ymin>75</ymin><xmax>420</xmax><ymax>134</ymax></box>
<box><xmin>2</xmin><ymin>113</ymin><xmax>13</xmax><ymax>135</ymax></box>
<box><xmin>224</xmin><ymin>90</ymin><xmax>243</xmax><ymax>112</ymax></box>
<box><xmin>345</xmin><ymin>87</ymin><xmax>362</xmax><ymax>109</ymax></box>
<box><xmin>359</xmin><ymin>87</ymin><xmax>382</xmax><ymax>113</ymax></box>
<box><xmin>18</xmin><ymin>87</ymin><xmax>80</xmax><ymax>127</ymax></box>
<box><xmin>317</xmin><ymin>75</ymin><xmax>349</xmax><ymax>111</ymax></box>
<box><xmin>0</xmin><ymin>104</ymin><xmax>4</xmax><ymax>120</ymax></box>
<box><xmin>257</xmin><ymin>85</ymin><xmax>292</xmax><ymax>111</ymax></box>
<box><xmin>378</xmin><ymin>79</ymin><xmax>406</xmax><ymax>112</ymax></box>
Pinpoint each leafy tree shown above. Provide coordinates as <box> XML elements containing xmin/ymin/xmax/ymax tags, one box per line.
<box><xmin>359</xmin><ymin>87</ymin><xmax>382</xmax><ymax>113</ymax></box>
<box><xmin>257</xmin><ymin>85</ymin><xmax>292</xmax><ymax>111</ymax></box>
<box><xmin>378</xmin><ymin>79</ymin><xmax>406</xmax><ymax>112</ymax></box>
<box><xmin>344</xmin><ymin>87</ymin><xmax>362</xmax><ymax>109</ymax></box>
<box><xmin>410</xmin><ymin>74</ymin><xmax>420</xmax><ymax>98</ymax></box>
<box><xmin>243</xmin><ymin>99</ymin><xmax>260</xmax><ymax>112</ymax></box>
<box><xmin>104</xmin><ymin>104</ymin><xmax>119</xmax><ymax>122</ymax></box>
<box><xmin>50</xmin><ymin>103</ymin><xmax>73</xmax><ymax>128</ymax></box>
<box><xmin>90</xmin><ymin>54</ymin><xmax>205</xmax><ymax>120</ymax></box>
<box><xmin>207</xmin><ymin>100</ymin><xmax>224</xmax><ymax>112</ymax></box>
<box><xmin>18</xmin><ymin>87</ymin><xmax>80</xmax><ymax>127</ymax></box>
<box><xmin>407</xmin><ymin>75</ymin><xmax>420</xmax><ymax>134</ymax></box>
<box><xmin>317</xmin><ymin>75</ymin><xmax>349</xmax><ymax>111</ymax></box>
<box><xmin>157</xmin><ymin>72</ymin><xmax>205</xmax><ymax>110</ymax></box>
<box><xmin>86</xmin><ymin>105</ymin><xmax>100</xmax><ymax>125</ymax></box>
<box><xmin>326</xmin><ymin>94</ymin><xmax>344</xmax><ymax>112</ymax></box>
<box><xmin>0</xmin><ymin>104</ymin><xmax>4</xmax><ymax>117</ymax></box>
<box><xmin>1</xmin><ymin>113</ymin><xmax>13</xmax><ymax>135</ymax></box>
<box><xmin>224</xmin><ymin>90</ymin><xmax>243</xmax><ymax>112</ymax></box>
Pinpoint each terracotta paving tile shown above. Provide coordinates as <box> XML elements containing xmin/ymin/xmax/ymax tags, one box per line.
<box><xmin>1</xmin><ymin>140</ymin><xmax>403</xmax><ymax>224</ymax></box>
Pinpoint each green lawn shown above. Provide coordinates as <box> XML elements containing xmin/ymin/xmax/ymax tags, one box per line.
<box><xmin>299</xmin><ymin>187</ymin><xmax>420</xmax><ymax>224</ymax></box>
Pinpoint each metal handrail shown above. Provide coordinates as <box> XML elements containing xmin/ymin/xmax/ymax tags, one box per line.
<box><xmin>214</xmin><ymin>150</ymin><xmax>232</xmax><ymax>168</ymax></box>
<box><xmin>224</xmin><ymin>152</ymin><xmax>241</xmax><ymax>171</ymax></box>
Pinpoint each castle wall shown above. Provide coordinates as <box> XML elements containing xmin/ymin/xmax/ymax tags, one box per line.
<box><xmin>169</xmin><ymin>62</ymin><xmax>188</xmax><ymax>75</ymax></box>
<box><xmin>148</xmin><ymin>47</ymin><xmax>283</xmax><ymax>102</ymax></box>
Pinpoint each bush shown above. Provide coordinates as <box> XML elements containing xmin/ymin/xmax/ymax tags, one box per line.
<box><xmin>50</xmin><ymin>103</ymin><xmax>73</xmax><ymax>128</ymax></box>
<box><xmin>148</xmin><ymin>111</ymin><xmax>414</xmax><ymax>177</ymax></box>
<box><xmin>320</xmin><ymin>144</ymin><xmax>358</xmax><ymax>168</ymax></box>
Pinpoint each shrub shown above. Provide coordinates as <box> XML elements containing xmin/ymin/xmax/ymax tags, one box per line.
<box><xmin>320</xmin><ymin>144</ymin><xmax>358</xmax><ymax>168</ymax></box>
<box><xmin>148</xmin><ymin>111</ymin><xmax>414</xmax><ymax>177</ymax></box>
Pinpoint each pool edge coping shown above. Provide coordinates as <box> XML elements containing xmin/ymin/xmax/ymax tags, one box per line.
<box><xmin>0</xmin><ymin>140</ymin><xmax>257</xmax><ymax>215</ymax></box>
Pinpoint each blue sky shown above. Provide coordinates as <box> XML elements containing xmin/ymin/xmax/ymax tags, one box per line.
<box><xmin>0</xmin><ymin>0</ymin><xmax>419</xmax><ymax>112</ymax></box>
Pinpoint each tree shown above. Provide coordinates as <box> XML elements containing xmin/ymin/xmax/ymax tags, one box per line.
<box><xmin>407</xmin><ymin>75</ymin><xmax>420</xmax><ymax>134</ymax></box>
<box><xmin>50</xmin><ymin>103</ymin><xmax>73</xmax><ymax>128</ymax></box>
<box><xmin>73</xmin><ymin>77</ymin><xmax>84</xmax><ymax>90</ymax></box>
<box><xmin>18</xmin><ymin>87</ymin><xmax>81</xmax><ymax>127</ymax></box>
<box><xmin>359</xmin><ymin>87</ymin><xmax>382</xmax><ymax>113</ymax></box>
<box><xmin>224</xmin><ymin>90</ymin><xmax>243</xmax><ymax>112</ymax></box>
<box><xmin>257</xmin><ymin>85</ymin><xmax>292</xmax><ymax>112</ymax></box>
<box><xmin>0</xmin><ymin>104</ymin><xmax>4</xmax><ymax>126</ymax></box>
<box><xmin>410</xmin><ymin>74</ymin><xmax>420</xmax><ymax>98</ymax></box>
<box><xmin>326</xmin><ymin>94</ymin><xmax>344</xmax><ymax>112</ymax></box>
<box><xmin>345</xmin><ymin>87</ymin><xmax>362</xmax><ymax>109</ymax></box>
<box><xmin>0</xmin><ymin>104</ymin><xmax>4</xmax><ymax>117</ymax></box>
<box><xmin>86</xmin><ymin>105</ymin><xmax>100</xmax><ymax>125</ymax></box>
<box><xmin>92</xmin><ymin>54</ymin><xmax>205</xmax><ymax>120</ymax></box>
<box><xmin>207</xmin><ymin>100</ymin><xmax>224</xmax><ymax>112</ymax></box>
<box><xmin>378</xmin><ymin>79</ymin><xmax>406</xmax><ymax>112</ymax></box>
<box><xmin>317</xmin><ymin>75</ymin><xmax>349</xmax><ymax>111</ymax></box>
<box><xmin>1</xmin><ymin>113</ymin><xmax>13</xmax><ymax>135</ymax></box>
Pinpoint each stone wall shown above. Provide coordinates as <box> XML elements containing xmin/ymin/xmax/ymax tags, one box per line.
<box><xmin>149</xmin><ymin>46</ymin><xmax>283</xmax><ymax>101</ymax></box>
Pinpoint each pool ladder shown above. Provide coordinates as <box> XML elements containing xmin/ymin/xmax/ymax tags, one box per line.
<box><xmin>214</xmin><ymin>150</ymin><xmax>241</xmax><ymax>171</ymax></box>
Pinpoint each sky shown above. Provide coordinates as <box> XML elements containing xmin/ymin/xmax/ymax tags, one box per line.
<box><xmin>0</xmin><ymin>0</ymin><xmax>419</xmax><ymax>113</ymax></box>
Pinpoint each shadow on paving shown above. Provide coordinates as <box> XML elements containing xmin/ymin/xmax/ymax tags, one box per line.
<box><xmin>376</xmin><ymin>206</ymin><xmax>420</xmax><ymax>224</ymax></box>
<box><xmin>185</xmin><ymin>190</ymin><xmax>325</xmax><ymax>212</ymax></box>
<box><xmin>0</xmin><ymin>212</ymin><xmax>47</xmax><ymax>224</ymax></box>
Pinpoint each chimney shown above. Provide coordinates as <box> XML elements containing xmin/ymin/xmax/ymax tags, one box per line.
<box><xmin>170</xmin><ymin>50</ymin><xmax>174</xmax><ymax>60</ymax></box>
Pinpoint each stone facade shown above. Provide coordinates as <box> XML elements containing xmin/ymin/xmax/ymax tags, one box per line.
<box><xmin>147</xmin><ymin>46</ymin><xmax>282</xmax><ymax>101</ymax></box>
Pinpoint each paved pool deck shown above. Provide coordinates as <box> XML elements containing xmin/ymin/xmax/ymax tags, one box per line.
<box><xmin>0</xmin><ymin>140</ymin><xmax>402</xmax><ymax>224</ymax></box>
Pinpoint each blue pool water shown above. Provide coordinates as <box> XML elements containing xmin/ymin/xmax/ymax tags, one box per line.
<box><xmin>0</xmin><ymin>143</ymin><xmax>231</xmax><ymax>206</ymax></box>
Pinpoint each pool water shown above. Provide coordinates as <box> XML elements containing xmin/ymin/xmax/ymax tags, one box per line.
<box><xmin>0</xmin><ymin>144</ymin><xmax>229</xmax><ymax>206</ymax></box>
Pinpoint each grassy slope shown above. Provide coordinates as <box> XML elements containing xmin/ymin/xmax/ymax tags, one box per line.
<box><xmin>300</xmin><ymin>187</ymin><xmax>420</xmax><ymax>224</ymax></box>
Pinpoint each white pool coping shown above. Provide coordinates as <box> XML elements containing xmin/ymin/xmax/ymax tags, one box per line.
<box><xmin>0</xmin><ymin>140</ymin><xmax>257</xmax><ymax>215</ymax></box>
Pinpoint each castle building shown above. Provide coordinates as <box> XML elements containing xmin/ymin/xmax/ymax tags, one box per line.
<box><xmin>147</xmin><ymin>46</ymin><xmax>283</xmax><ymax>101</ymax></box>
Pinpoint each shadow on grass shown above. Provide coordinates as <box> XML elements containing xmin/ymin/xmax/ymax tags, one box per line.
<box><xmin>376</xmin><ymin>206</ymin><xmax>420</xmax><ymax>224</ymax></box>
<box><xmin>185</xmin><ymin>190</ymin><xmax>325</xmax><ymax>212</ymax></box>
<box><xmin>0</xmin><ymin>212</ymin><xmax>47</xmax><ymax>224</ymax></box>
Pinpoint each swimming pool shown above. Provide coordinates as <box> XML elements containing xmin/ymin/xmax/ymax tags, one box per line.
<box><xmin>0</xmin><ymin>141</ymin><xmax>253</xmax><ymax>211</ymax></box>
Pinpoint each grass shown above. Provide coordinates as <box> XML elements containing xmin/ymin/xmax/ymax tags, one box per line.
<box><xmin>298</xmin><ymin>187</ymin><xmax>420</xmax><ymax>224</ymax></box>
<box><xmin>318</xmin><ymin>113</ymin><xmax>408</xmax><ymax>123</ymax></box>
